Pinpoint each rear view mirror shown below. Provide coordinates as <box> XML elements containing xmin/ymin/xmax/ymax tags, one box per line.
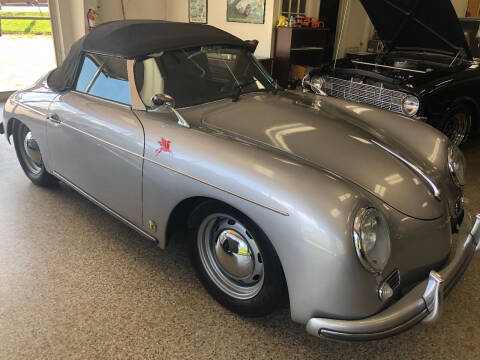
<box><xmin>151</xmin><ymin>93</ymin><xmax>175</xmax><ymax>109</ymax></box>
<box><xmin>150</xmin><ymin>93</ymin><xmax>190</xmax><ymax>129</ymax></box>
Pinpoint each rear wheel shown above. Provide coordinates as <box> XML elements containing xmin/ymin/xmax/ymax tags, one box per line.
<box><xmin>440</xmin><ymin>104</ymin><xmax>473</xmax><ymax>147</ymax></box>
<box><xmin>190</xmin><ymin>201</ymin><xmax>287</xmax><ymax>317</ymax></box>
<box><xmin>13</xmin><ymin>122</ymin><xmax>58</xmax><ymax>187</ymax></box>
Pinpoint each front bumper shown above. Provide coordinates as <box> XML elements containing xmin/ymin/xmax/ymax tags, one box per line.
<box><xmin>306</xmin><ymin>213</ymin><xmax>480</xmax><ymax>341</ymax></box>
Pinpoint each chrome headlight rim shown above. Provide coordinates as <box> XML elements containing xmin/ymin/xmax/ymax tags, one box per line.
<box><xmin>353</xmin><ymin>207</ymin><xmax>391</xmax><ymax>274</ymax></box>
<box><xmin>301</xmin><ymin>73</ymin><xmax>311</xmax><ymax>89</ymax></box>
<box><xmin>402</xmin><ymin>95</ymin><xmax>420</xmax><ymax>116</ymax></box>
<box><xmin>310</xmin><ymin>75</ymin><xmax>327</xmax><ymax>96</ymax></box>
<box><xmin>448</xmin><ymin>144</ymin><xmax>466</xmax><ymax>186</ymax></box>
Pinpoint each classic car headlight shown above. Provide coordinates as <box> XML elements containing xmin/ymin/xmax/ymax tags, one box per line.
<box><xmin>448</xmin><ymin>145</ymin><xmax>466</xmax><ymax>186</ymax></box>
<box><xmin>402</xmin><ymin>95</ymin><xmax>420</xmax><ymax>116</ymax></box>
<box><xmin>301</xmin><ymin>74</ymin><xmax>311</xmax><ymax>89</ymax></box>
<box><xmin>353</xmin><ymin>208</ymin><xmax>391</xmax><ymax>274</ymax></box>
<box><xmin>310</xmin><ymin>76</ymin><xmax>328</xmax><ymax>96</ymax></box>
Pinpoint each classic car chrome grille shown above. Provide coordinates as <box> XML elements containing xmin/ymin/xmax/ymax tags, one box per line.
<box><xmin>323</xmin><ymin>76</ymin><xmax>409</xmax><ymax>115</ymax></box>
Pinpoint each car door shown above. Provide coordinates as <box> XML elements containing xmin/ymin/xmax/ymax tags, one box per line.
<box><xmin>46</xmin><ymin>53</ymin><xmax>144</xmax><ymax>225</ymax></box>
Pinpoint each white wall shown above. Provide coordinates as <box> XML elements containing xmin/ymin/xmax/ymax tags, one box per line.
<box><xmin>49</xmin><ymin>0</ymin><xmax>74</xmax><ymax>62</ymax></box>
<box><xmin>166</xmin><ymin>0</ymin><xmax>278</xmax><ymax>58</ymax></box>
<box><xmin>70</xmin><ymin>0</ymin><xmax>88</xmax><ymax>42</ymax></box>
<box><xmin>451</xmin><ymin>0</ymin><xmax>469</xmax><ymax>17</ymax></box>
<box><xmin>165</xmin><ymin>0</ymin><xmax>188</xmax><ymax>22</ymax></box>
<box><xmin>97</xmin><ymin>0</ymin><xmax>166</xmax><ymax>22</ymax></box>
<box><xmin>306</xmin><ymin>0</ymin><xmax>321</xmax><ymax>18</ymax></box>
<box><xmin>333</xmin><ymin>0</ymin><xmax>372</xmax><ymax>59</ymax></box>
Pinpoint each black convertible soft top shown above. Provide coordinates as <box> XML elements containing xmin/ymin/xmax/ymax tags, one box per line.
<box><xmin>47</xmin><ymin>20</ymin><xmax>248</xmax><ymax>92</ymax></box>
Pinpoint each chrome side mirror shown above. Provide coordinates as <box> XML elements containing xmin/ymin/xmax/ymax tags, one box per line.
<box><xmin>151</xmin><ymin>93</ymin><xmax>175</xmax><ymax>109</ymax></box>
<box><xmin>150</xmin><ymin>93</ymin><xmax>190</xmax><ymax>129</ymax></box>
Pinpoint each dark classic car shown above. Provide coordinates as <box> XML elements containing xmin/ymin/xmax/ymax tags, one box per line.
<box><xmin>303</xmin><ymin>0</ymin><xmax>480</xmax><ymax>146</ymax></box>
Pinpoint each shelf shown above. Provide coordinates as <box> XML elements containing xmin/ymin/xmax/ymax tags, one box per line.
<box><xmin>279</xmin><ymin>27</ymin><xmax>329</xmax><ymax>31</ymax></box>
<box><xmin>274</xmin><ymin>26</ymin><xmax>330</xmax><ymax>87</ymax></box>
<box><xmin>291</xmin><ymin>47</ymin><xmax>324</xmax><ymax>51</ymax></box>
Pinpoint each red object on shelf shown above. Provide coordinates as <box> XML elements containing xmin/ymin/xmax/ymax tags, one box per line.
<box><xmin>311</xmin><ymin>20</ymin><xmax>324</xmax><ymax>29</ymax></box>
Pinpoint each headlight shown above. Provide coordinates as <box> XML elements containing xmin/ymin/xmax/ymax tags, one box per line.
<box><xmin>310</xmin><ymin>76</ymin><xmax>327</xmax><ymax>96</ymax></box>
<box><xmin>353</xmin><ymin>208</ymin><xmax>391</xmax><ymax>274</ymax></box>
<box><xmin>301</xmin><ymin>74</ymin><xmax>310</xmax><ymax>89</ymax></box>
<box><xmin>448</xmin><ymin>145</ymin><xmax>466</xmax><ymax>186</ymax></box>
<box><xmin>402</xmin><ymin>95</ymin><xmax>420</xmax><ymax>116</ymax></box>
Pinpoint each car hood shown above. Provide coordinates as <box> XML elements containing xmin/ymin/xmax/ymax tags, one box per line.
<box><xmin>182</xmin><ymin>92</ymin><xmax>448</xmax><ymax>220</ymax></box>
<box><xmin>359</xmin><ymin>0</ymin><xmax>472</xmax><ymax>59</ymax></box>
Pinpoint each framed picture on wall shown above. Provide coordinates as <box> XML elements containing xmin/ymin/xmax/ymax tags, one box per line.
<box><xmin>189</xmin><ymin>0</ymin><xmax>208</xmax><ymax>24</ymax></box>
<box><xmin>227</xmin><ymin>0</ymin><xmax>266</xmax><ymax>24</ymax></box>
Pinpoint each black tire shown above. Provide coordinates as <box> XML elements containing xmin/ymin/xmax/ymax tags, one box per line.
<box><xmin>12</xmin><ymin>122</ymin><xmax>58</xmax><ymax>187</ymax></box>
<box><xmin>439</xmin><ymin>104</ymin><xmax>473</xmax><ymax>147</ymax></box>
<box><xmin>189</xmin><ymin>200</ymin><xmax>287</xmax><ymax>317</ymax></box>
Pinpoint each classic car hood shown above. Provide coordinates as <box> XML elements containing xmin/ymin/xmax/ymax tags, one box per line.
<box><xmin>359</xmin><ymin>0</ymin><xmax>472</xmax><ymax>59</ymax></box>
<box><xmin>185</xmin><ymin>93</ymin><xmax>446</xmax><ymax>220</ymax></box>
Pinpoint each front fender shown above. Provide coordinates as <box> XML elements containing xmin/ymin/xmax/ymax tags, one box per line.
<box><xmin>254</xmin><ymin>161</ymin><xmax>451</xmax><ymax>324</ymax></box>
<box><xmin>136</xmin><ymin>109</ymin><xmax>452</xmax><ymax>324</ymax></box>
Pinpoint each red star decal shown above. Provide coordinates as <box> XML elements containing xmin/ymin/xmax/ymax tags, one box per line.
<box><xmin>155</xmin><ymin>137</ymin><xmax>172</xmax><ymax>156</ymax></box>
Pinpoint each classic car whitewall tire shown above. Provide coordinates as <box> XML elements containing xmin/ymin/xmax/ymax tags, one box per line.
<box><xmin>190</xmin><ymin>201</ymin><xmax>287</xmax><ymax>317</ymax></box>
<box><xmin>13</xmin><ymin>122</ymin><xmax>58</xmax><ymax>187</ymax></box>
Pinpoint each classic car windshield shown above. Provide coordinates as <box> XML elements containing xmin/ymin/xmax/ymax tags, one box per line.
<box><xmin>134</xmin><ymin>46</ymin><xmax>275</xmax><ymax>108</ymax></box>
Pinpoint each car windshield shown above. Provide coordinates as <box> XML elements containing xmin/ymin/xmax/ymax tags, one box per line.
<box><xmin>134</xmin><ymin>46</ymin><xmax>276</xmax><ymax>108</ymax></box>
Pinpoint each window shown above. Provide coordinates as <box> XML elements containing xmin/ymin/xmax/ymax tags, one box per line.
<box><xmin>282</xmin><ymin>0</ymin><xmax>307</xmax><ymax>18</ymax></box>
<box><xmin>134</xmin><ymin>46</ymin><xmax>275</xmax><ymax>108</ymax></box>
<box><xmin>75</xmin><ymin>53</ymin><xmax>131</xmax><ymax>105</ymax></box>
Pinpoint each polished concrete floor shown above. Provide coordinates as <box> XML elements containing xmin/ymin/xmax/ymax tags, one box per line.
<box><xmin>1</xmin><ymin>104</ymin><xmax>480</xmax><ymax>359</ymax></box>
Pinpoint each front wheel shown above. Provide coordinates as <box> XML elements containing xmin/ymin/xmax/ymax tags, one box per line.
<box><xmin>13</xmin><ymin>122</ymin><xmax>58</xmax><ymax>187</ymax></box>
<box><xmin>440</xmin><ymin>104</ymin><xmax>473</xmax><ymax>147</ymax></box>
<box><xmin>190</xmin><ymin>201</ymin><xmax>287</xmax><ymax>317</ymax></box>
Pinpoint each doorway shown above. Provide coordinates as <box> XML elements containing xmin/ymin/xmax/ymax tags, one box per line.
<box><xmin>0</xmin><ymin>0</ymin><xmax>56</xmax><ymax>98</ymax></box>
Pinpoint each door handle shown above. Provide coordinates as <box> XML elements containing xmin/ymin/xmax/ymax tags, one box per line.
<box><xmin>47</xmin><ymin>113</ymin><xmax>61</xmax><ymax>124</ymax></box>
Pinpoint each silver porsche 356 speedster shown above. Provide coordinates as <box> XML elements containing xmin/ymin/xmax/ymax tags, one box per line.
<box><xmin>1</xmin><ymin>21</ymin><xmax>479</xmax><ymax>340</ymax></box>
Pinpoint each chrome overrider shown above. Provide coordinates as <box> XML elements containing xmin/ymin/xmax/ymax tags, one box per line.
<box><xmin>306</xmin><ymin>213</ymin><xmax>480</xmax><ymax>341</ymax></box>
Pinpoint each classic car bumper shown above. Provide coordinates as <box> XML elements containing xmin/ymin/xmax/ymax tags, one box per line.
<box><xmin>306</xmin><ymin>213</ymin><xmax>480</xmax><ymax>341</ymax></box>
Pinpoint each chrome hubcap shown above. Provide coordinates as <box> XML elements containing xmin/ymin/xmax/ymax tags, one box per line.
<box><xmin>215</xmin><ymin>229</ymin><xmax>254</xmax><ymax>279</ymax></box>
<box><xmin>21</xmin><ymin>128</ymin><xmax>43</xmax><ymax>174</ymax></box>
<box><xmin>444</xmin><ymin>112</ymin><xmax>470</xmax><ymax>147</ymax></box>
<box><xmin>24</xmin><ymin>132</ymin><xmax>42</xmax><ymax>165</ymax></box>
<box><xmin>197</xmin><ymin>213</ymin><xmax>264</xmax><ymax>299</ymax></box>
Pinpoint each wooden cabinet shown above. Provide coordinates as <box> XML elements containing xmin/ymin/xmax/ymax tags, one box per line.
<box><xmin>273</xmin><ymin>27</ymin><xmax>329</xmax><ymax>87</ymax></box>
<box><xmin>467</xmin><ymin>0</ymin><xmax>480</xmax><ymax>17</ymax></box>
